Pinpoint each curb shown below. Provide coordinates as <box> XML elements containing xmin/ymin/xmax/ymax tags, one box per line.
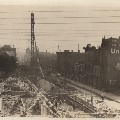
<box><xmin>65</xmin><ymin>78</ymin><xmax>120</xmax><ymax>104</ymax></box>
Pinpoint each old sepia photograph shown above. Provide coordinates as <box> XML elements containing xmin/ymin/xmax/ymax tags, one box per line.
<box><xmin>0</xmin><ymin>0</ymin><xmax>120</xmax><ymax>118</ymax></box>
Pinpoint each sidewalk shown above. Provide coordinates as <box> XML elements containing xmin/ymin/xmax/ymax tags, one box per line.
<box><xmin>63</xmin><ymin>78</ymin><xmax>120</xmax><ymax>103</ymax></box>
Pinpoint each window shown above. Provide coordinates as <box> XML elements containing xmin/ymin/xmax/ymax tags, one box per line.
<box><xmin>112</xmin><ymin>44</ymin><xmax>116</xmax><ymax>46</ymax></box>
<box><xmin>112</xmin><ymin>40</ymin><xmax>117</xmax><ymax>42</ymax></box>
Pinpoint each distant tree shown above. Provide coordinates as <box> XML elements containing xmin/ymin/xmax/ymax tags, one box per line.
<box><xmin>0</xmin><ymin>52</ymin><xmax>17</xmax><ymax>76</ymax></box>
<box><xmin>9</xmin><ymin>56</ymin><xmax>17</xmax><ymax>71</ymax></box>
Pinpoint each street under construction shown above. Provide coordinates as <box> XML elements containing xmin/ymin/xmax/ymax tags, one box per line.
<box><xmin>0</xmin><ymin>70</ymin><xmax>119</xmax><ymax>118</ymax></box>
<box><xmin>0</xmin><ymin>12</ymin><xmax>120</xmax><ymax>118</ymax></box>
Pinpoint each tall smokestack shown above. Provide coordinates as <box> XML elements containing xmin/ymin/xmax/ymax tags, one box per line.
<box><xmin>58</xmin><ymin>45</ymin><xmax>59</xmax><ymax>52</ymax></box>
<box><xmin>78</xmin><ymin>44</ymin><xmax>79</xmax><ymax>50</ymax></box>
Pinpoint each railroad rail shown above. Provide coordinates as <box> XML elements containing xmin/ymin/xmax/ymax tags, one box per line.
<box><xmin>44</xmin><ymin>75</ymin><xmax>97</xmax><ymax>114</ymax></box>
<box><xmin>66</xmin><ymin>95</ymin><xmax>97</xmax><ymax>113</ymax></box>
<box><xmin>44</xmin><ymin>74</ymin><xmax>120</xmax><ymax>118</ymax></box>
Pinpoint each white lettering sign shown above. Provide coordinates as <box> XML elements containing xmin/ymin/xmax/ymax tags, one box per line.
<box><xmin>115</xmin><ymin>62</ymin><xmax>120</xmax><ymax>70</ymax></box>
<box><xmin>111</xmin><ymin>48</ymin><xmax>119</xmax><ymax>54</ymax></box>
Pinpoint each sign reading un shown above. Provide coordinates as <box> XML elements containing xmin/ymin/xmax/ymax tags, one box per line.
<box><xmin>111</xmin><ymin>48</ymin><xmax>119</xmax><ymax>54</ymax></box>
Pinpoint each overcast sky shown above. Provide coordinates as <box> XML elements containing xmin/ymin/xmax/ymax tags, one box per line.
<box><xmin>0</xmin><ymin>0</ymin><xmax>120</xmax><ymax>54</ymax></box>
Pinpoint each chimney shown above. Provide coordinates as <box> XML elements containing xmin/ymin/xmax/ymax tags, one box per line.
<box><xmin>87</xmin><ymin>44</ymin><xmax>91</xmax><ymax>48</ymax></box>
<box><xmin>46</xmin><ymin>50</ymin><xmax>47</xmax><ymax>52</ymax></box>
<box><xmin>13</xmin><ymin>45</ymin><xmax>14</xmax><ymax>48</ymax></box>
<box><xmin>104</xmin><ymin>35</ymin><xmax>105</xmax><ymax>39</ymax></box>
<box><xmin>78</xmin><ymin>44</ymin><xmax>80</xmax><ymax>53</ymax></box>
<box><xmin>58</xmin><ymin>45</ymin><xmax>59</xmax><ymax>52</ymax></box>
<box><xmin>71</xmin><ymin>50</ymin><xmax>73</xmax><ymax>52</ymax></box>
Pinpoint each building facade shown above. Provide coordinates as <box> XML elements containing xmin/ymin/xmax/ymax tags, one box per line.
<box><xmin>56</xmin><ymin>37</ymin><xmax>120</xmax><ymax>91</ymax></box>
<box><xmin>83</xmin><ymin>37</ymin><xmax>120</xmax><ymax>91</ymax></box>
<box><xmin>0</xmin><ymin>45</ymin><xmax>16</xmax><ymax>57</ymax></box>
<box><xmin>56</xmin><ymin>50</ymin><xmax>85</xmax><ymax>80</ymax></box>
<box><xmin>100</xmin><ymin>37</ymin><xmax>120</xmax><ymax>90</ymax></box>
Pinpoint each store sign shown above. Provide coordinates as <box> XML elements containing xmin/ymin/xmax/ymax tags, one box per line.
<box><xmin>111</xmin><ymin>48</ymin><xmax>119</xmax><ymax>54</ymax></box>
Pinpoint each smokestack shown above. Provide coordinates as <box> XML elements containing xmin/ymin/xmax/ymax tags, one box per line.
<box><xmin>71</xmin><ymin>50</ymin><xmax>73</xmax><ymax>52</ymax></box>
<box><xmin>78</xmin><ymin>44</ymin><xmax>79</xmax><ymax>50</ymax></box>
<box><xmin>13</xmin><ymin>45</ymin><xmax>14</xmax><ymax>48</ymax></box>
<box><xmin>58</xmin><ymin>45</ymin><xmax>59</xmax><ymax>52</ymax></box>
<box><xmin>104</xmin><ymin>35</ymin><xmax>105</xmax><ymax>39</ymax></box>
<box><xmin>46</xmin><ymin>50</ymin><xmax>47</xmax><ymax>52</ymax></box>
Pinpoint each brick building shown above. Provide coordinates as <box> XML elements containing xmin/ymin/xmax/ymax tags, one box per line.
<box><xmin>100</xmin><ymin>37</ymin><xmax>120</xmax><ymax>90</ymax></box>
<box><xmin>83</xmin><ymin>44</ymin><xmax>96</xmax><ymax>85</ymax></box>
<box><xmin>56</xmin><ymin>37</ymin><xmax>120</xmax><ymax>91</ymax></box>
<box><xmin>83</xmin><ymin>37</ymin><xmax>120</xmax><ymax>91</ymax></box>
<box><xmin>56</xmin><ymin>50</ymin><xmax>85</xmax><ymax>80</ymax></box>
<box><xmin>0</xmin><ymin>45</ymin><xmax>16</xmax><ymax>57</ymax></box>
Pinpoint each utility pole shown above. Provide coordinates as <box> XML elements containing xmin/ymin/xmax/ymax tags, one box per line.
<box><xmin>31</xmin><ymin>13</ymin><xmax>35</xmax><ymax>67</ymax></box>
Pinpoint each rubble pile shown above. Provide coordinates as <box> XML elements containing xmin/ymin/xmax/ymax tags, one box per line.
<box><xmin>45</xmin><ymin>74</ymin><xmax>120</xmax><ymax>118</ymax></box>
<box><xmin>0</xmin><ymin>76</ymin><xmax>59</xmax><ymax>117</ymax></box>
